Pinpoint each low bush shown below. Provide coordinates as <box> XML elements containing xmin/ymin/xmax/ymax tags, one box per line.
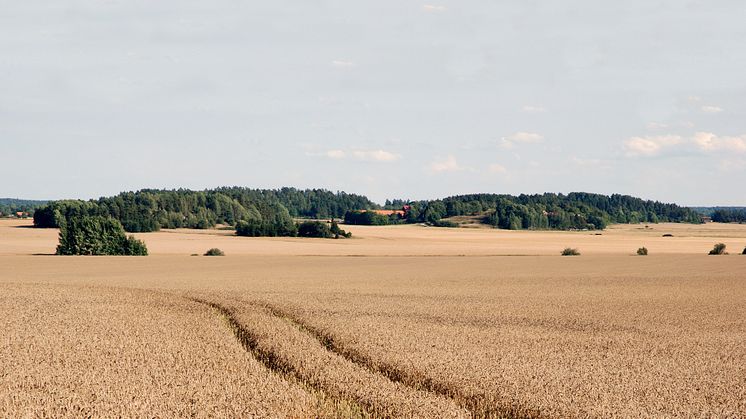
<box><xmin>330</xmin><ymin>221</ymin><xmax>352</xmax><ymax>239</ymax></box>
<box><xmin>561</xmin><ymin>248</ymin><xmax>580</xmax><ymax>256</ymax></box>
<box><xmin>204</xmin><ymin>248</ymin><xmax>225</xmax><ymax>256</ymax></box>
<box><xmin>708</xmin><ymin>243</ymin><xmax>727</xmax><ymax>255</ymax></box>
<box><xmin>637</xmin><ymin>247</ymin><xmax>648</xmax><ymax>256</ymax></box>
<box><xmin>297</xmin><ymin>221</ymin><xmax>333</xmax><ymax>238</ymax></box>
<box><xmin>662</xmin><ymin>233</ymin><xmax>674</xmax><ymax>237</ymax></box>
<box><xmin>431</xmin><ymin>220</ymin><xmax>459</xmax><ymax>228</ymax></box>
<box><xmin>297</xmin><ymin>221</ymin><xmax>352</xmax><ymax>239</ymax></box>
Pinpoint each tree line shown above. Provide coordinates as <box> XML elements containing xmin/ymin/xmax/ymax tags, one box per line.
<box><xmin>371</xmin><ymin>192</ymin><xmax>703</xmax><ymax>230</ymax></box>
<box><xmin>33</xmin><ymin>188</ymin><xmax>376</xmax><ymax>232</ymax></box>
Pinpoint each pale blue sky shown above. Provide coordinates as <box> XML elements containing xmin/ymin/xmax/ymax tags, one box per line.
<box><xmin>1</xmin><ymin>1</ymin><xmax>745</xmax><ymax>205</ymax></box>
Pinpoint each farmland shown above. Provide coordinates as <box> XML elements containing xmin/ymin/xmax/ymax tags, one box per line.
<box><xmin>1</xmin><ymin>219</ymin><xmax>745</xmax><ymax>417</ymax></box>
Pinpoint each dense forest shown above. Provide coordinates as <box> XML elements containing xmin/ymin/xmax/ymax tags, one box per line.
<box><xmin>33</xmin><ymin>188</ymin><xmax>375</xmax><ymax>233</ymax></box>
<box><xmin>0</xmin><ymin>198</ymin><xmax>46</xmax><ymax>217</ymax></box>
<box><xmin>374</xmin><ymin>192</ymin><xmax>703</xmax><ymax>230</ymax></box>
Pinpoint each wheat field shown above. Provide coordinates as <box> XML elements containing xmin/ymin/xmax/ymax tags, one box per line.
<box><xmin>1</xmin><ymin>219</ymin><xmax>745</xmax><ymax>417</ymax></box>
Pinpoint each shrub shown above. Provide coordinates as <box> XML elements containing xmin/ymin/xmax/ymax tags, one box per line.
<box><xmin>662</xmin><ymin>234</ymin><xmax>673</xmax><ymax>237</ymax></box>
<box><xmin>637</xmin><ymin>247</ymin><xmax>648</xmax><ymax>256</ymax></box>
<box><xmin>561</xmin><ymin>248</ymin><xmax>580</xmax><ymax>256</ymax></box>
<box><xmin>330</xmin><ymin>221</ymin><xmax>352</xmax><ymax>239</ymax></box>
<box><xmin>708</xmin><ymin>243</ymin><xmax>727</xmax><ymax>255</ymax></box>
<box><xmin>56</xmin><ymin>215</ymin><xmax>148</xmax><ymax>256</ymax></box>
<box><xmin>431</xmin><ymin>220</ymin><xmax>459</xmax><ymax>228</ymax></box>
<box><xmin>204</xmin><ymin>248</ymin><xmax>225</xmax><ymax>256</ymax></box>
<box><xmin>297</xmin><ymin>221</ymin><xmax>333</xmax><ymax>238</ymax></box>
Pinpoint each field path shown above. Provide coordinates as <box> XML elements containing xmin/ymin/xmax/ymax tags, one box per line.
<box><xmin>190</xmin><ymin>296</ymin><xmax>470</xmax><ymax>418</ymax></box>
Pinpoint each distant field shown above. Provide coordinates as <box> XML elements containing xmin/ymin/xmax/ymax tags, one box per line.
<box><xmin>1</xmin><ymin>219</ymin><xmax>744</xmax><ymax>417</ymax></box>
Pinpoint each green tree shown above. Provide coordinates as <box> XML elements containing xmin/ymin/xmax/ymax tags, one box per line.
<box><xmin>56</xmin><ymin>215</ymin><xmax>147</xmax><ymax>256</ymax></box>
<box><xmin>297</xmin><ymin>221</ymin><xmax>333</xmax><ymax>238</ymax></box>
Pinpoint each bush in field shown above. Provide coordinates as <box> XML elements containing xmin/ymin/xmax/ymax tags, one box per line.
<box><xmin>235</xmin><ymin>202</ymin><xmax>297</xmax><ymax>237</ymax></box>
<box><xmin>561</xmin><ymin>248</ymin><xmax>580</xmax><ymax>256</ymax></box>
<box><xmin>297</xmin><ymin>221</ymin><xmax>351</xmax><ymax>239</ymax></box>
<box><xmin>637</xmin><ymin>247</ymin><xmax>648</xmax><ymax>256</ymax></box>
<box><xmin>297</xmin><ymin>221</ymin><xmax>333</xmax><ymax>238</ymax></box>
<box><xmin>330</xmin><ymin>221</ymin><xmax>352</xmax><ymax>238</ymax></box>
<box><xmin>431</xmin><ymin>220</ymin><xmax>459</xmax><ymax>228</ymax></box>
<box><xmin>204</xmin><ymin>248</ymin><xmax>225</xmax><ymax>256</ymax></box>
<box><xmin>708</xmin><ymin>243</ymin><xmax>727</xmax><ymax>255</ymax></box>
<box><xmin>57</xmin><ymin>215</ymin><xmax>148</xmax><ymax>256</ymax></box>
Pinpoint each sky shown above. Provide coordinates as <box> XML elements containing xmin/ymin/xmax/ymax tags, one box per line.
<box><xmin>1</xmin><ymin>1</ymin><xmax>745</xmax><ymax>205</ymax></box>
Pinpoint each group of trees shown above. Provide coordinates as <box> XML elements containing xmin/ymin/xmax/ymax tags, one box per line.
<box><xmin>297</xmin><ymin>221</ymin><xmax>351</xmax><ymax>238</ymax></box>
<box><xmin>56</xmin><ymin>215</ymin><xmax>147</xmax><ymax>256</ymax></box>
<box><xmin>375</xmin><ymin>192</ymin><xmax>703</xmax><ymax>230</ymax></box>
<box><xmin>34</xmin><ymin>188</ymin><xmax>376</xmax><ymax>232</ymax></box>
<box><xmin>711</xmin><ymin>209</ymin><xmax>746</xmax><ymax>223</ymax></box>
<box><xmin>344</xmin><ymin>211</ymin><xmax>396</xmax><ymax>225</ymax></box>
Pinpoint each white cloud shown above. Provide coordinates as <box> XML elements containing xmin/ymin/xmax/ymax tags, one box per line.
<box><xmin>311</xmin><ymin>149</ymin><xmax>400</xmax><ymax>162</ymax></box>
<box><xmin>693</xmin><ymin>132</ymin><xmax>746</xmax><ymax>153</ymax></box>
<box><xmin>623</xmin><ymin>135</ymin><xmax>683</xmax><ymax>157</ymax></box>
<box><xmin>428</xmin><ymin>155</ymin><xmax>463</xmax><ymax>173</ymax></box>
<box><xmin>423</xmin><ymin>4</ymin><xmax>447</xmax><ymax>12</ymax></box>
<box><xmin>680</xmin><ymin>121</ymin><xmax>695</xmax><ymax>129</ymax></box>
<box><xmin>325</xmin><ymin>149</ymin><xmax>346</xmax><ymax>159</ymax></box>
<box><xmin>351</xmin><ymin>149</ymin><xmax>401</xmax><ymax>162</ymax></box>
<box><xmin>331</xmin><ymin>60</ymin><xmax>355</xmax><ymax>68</ymax></box>
<box><xmin>521</xmin><ymin>105</ymin><xmax>546</xmax><ymax>113</ymax></box>
<box><xmin>701</xmin><ymin>105</ymin><xmax>723</xmax><ymax>114</ymax></box>
<box><xmin>487</xmin><ymin>163</ymin><xmax>507</xmax><ymax>174</ymax></box>
<box><xmin>646</xmin><ymin>122</ymin><xmax>668</xmax><ymax>130</ymax></box>
<box><xmin>500</xmin><ymin>131</ymin><xmax>544</xmax><ymax>148</ymax></box>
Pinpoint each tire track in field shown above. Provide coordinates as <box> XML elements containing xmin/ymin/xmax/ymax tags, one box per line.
<box><xmin>189</xmin><ymin>298</ymin><xmax>374</xmax><ymax>418</ymax></box>
<box><xmin>257</xmin><ymin>301</ymin><xmax>545</xmax><ymax>419</ymax></box>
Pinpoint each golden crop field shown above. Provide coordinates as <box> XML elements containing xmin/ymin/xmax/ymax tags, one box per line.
<box><xmin>1</xmin><ymin>219</ymin><xmax>745</xmax><ymax>417</ymax></box>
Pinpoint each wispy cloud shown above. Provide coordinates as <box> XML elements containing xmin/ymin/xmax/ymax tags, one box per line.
<box><xmin>623</xmin><ymin>131</ymin><xmax>746</xmax><ymax>157</ymax></box>
<box><xmin>325</xmin><ymin>149</ymin><xmax>346</xmax><ymax>159</ymax></box>
<box><xmin>351</xmin><ymin>150</ymin><xmax>401</xmax><ymax>162</ymax></box>
<box><xmin>428</xmin><ymin>155</ymin><xmax>463</xmax><ymax>173</ymax></box>
<box><xmin>487</xmin><ymin>163</ymin><xmax>507</xmax><ymax>174</ymax></box>
<box><xmin>693</xmin><ymin>132</ymin><xmax>746</xmax><ymax>153</ymax></box>
<box><xmin>309</xmin><ymin>149</ymin><xmax>401</xmax><ymax>162</ymax></box>
<box><xmin>500</xmin><ymin>131</ymin><xmax>544</xmax><ymax>148</ymax></box>
<box><xmin>701</xmin><ymin>105</ymin><xmax>723</xmax><ymax>114</ymax></box>
<box><xmin>623</xmin><ymin>135</ymin><xmax>683</xmax><ymax>157</ymax></box>
<box><xmin>422</xmin><ymin>4</ymin><xmax>447</xmax><ymax>12</ymax></box>
<box><xmin>646</xmin><ymin>122</ymin><xmax>668</xmax><ymax>130</ymax></box>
